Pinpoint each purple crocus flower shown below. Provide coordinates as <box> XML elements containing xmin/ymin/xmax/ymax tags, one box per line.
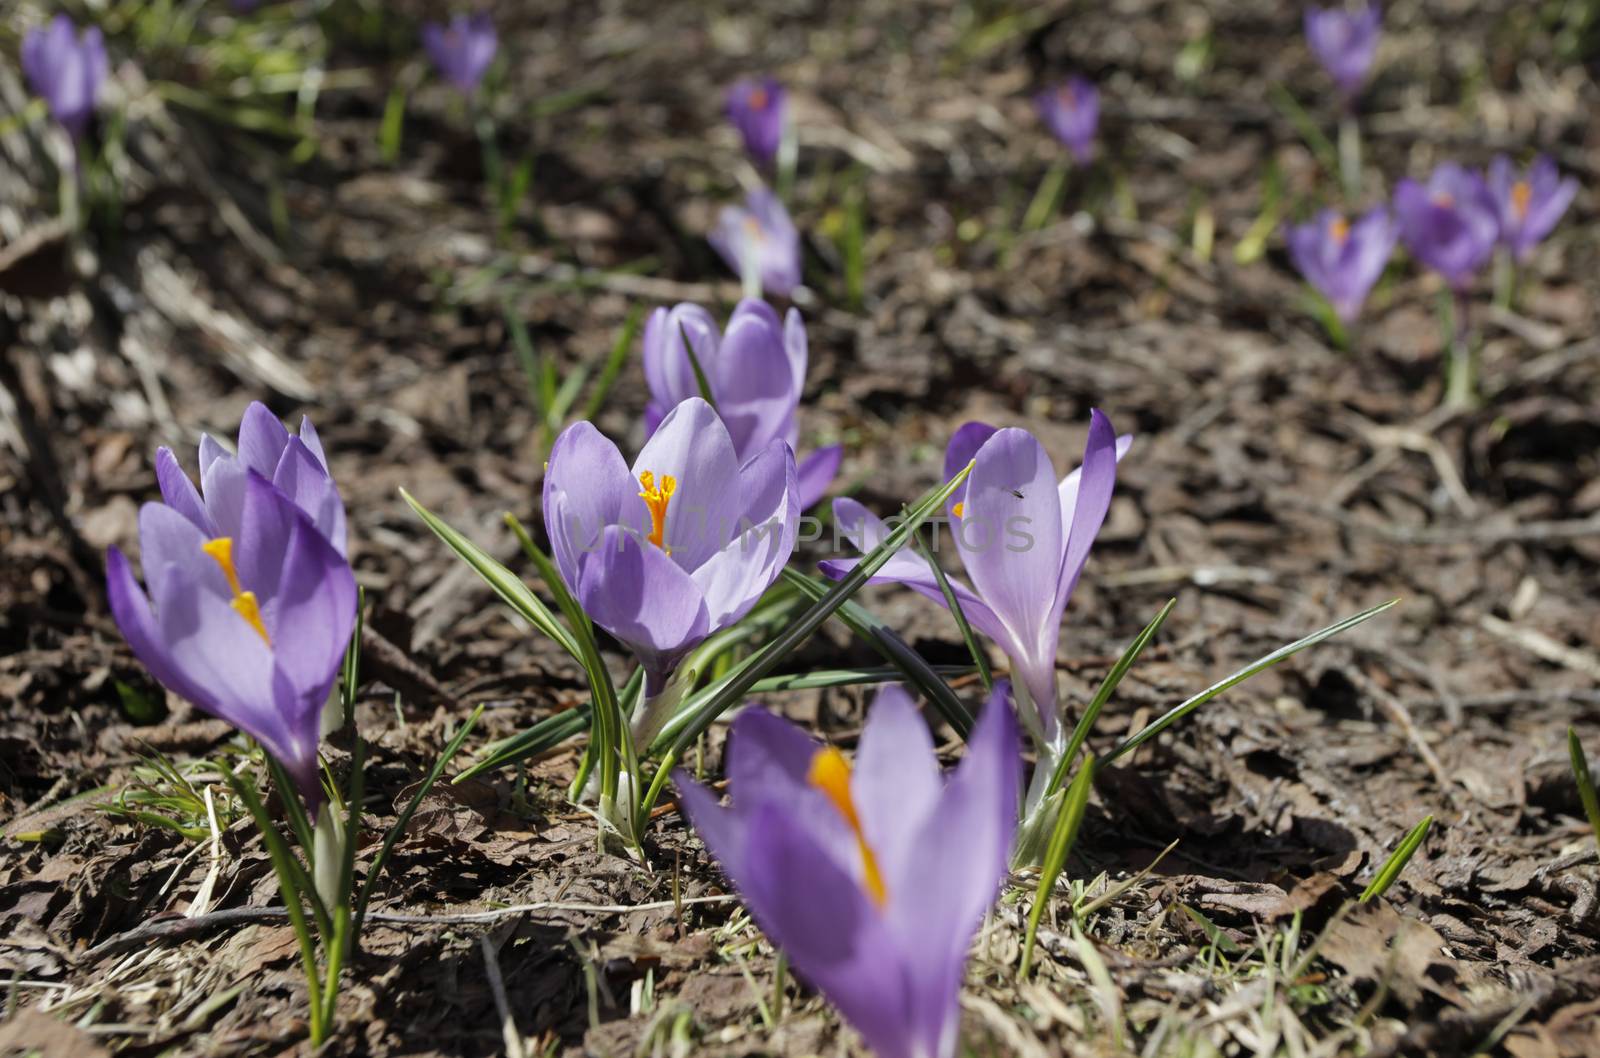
<box><xmin>106</xmin><ymin>406</ymin><xmax>356</xmax><ymax>809</ymax></box>
<box><xmin>421</xmin><ymin>13</ymin><xmax>498</xmax><ymax>96</ymax></box>
<box><xmin>543</xmin><ymin>398</ymin><xmax>798</xmax><ymax>695</ymax></box>
<box><xmin>1035</xmin><ymin>76</ymin><xmax>1099</xmax><ymax>165</ymax></box>
<box><xmin>675</xmin><ymin>682</ymin><xmax>1020</xmax><ymax>1058</ymax></box>
<box><xmin>1304</xmin><ymin>4</ymin><xmax>1381</xmax><ymax>102</ymax></box>
<box><xmin>1486</xmin><ymin>155</ymin><xmax>1578</xmax><ymax>262</ymax></box>
<box><xmin>821</xmin><ymin>414</ymin><xmax>1129</xmax><ymax>747</ymax></box>
<box><xmin>1285</xmin><ymin>206</ymin><xmax>1397</xmax><ymax>322</ymax></box>
<box><xmin>727</xmin><ymin>77</ymin><xmax>787</xmax><ymax>169</ymax></box>
<box><xmin>642</xmin><ymin>300</ymin><xmax>841</xmax><ymax>510</ymax></box>
<box><xmin>708</xmin><ymin>189</ymin><xmax>802</xmax><ymax>298</ymax></box>
<box><xmin>1393</xmin><ymin>163</ymin><xmax>1501</xmax><ymax>289</ymax></box>
<box><xmin>21</xmin><ymin>16</ymin><xmax>108</xmax><ymax>140</ymax></box>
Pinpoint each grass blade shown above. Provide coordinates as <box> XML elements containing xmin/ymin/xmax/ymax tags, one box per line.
<box><xmin>400</xmin><ymin>488</ymin><xmax>580</xmax><ymax>660</ymax></box>
<box><xmin>1103</xmin><ymin>599</ymin><xmax>1398</xmax><ymax>763</ymax></box>
<box><xmin>1047</xmin><ymin>599</ymin><xmax>1176</xmax><ymax>796</ymax></box>
<box><xmin>1359</xmin><ymin>814</ymin><xmax>1434</xmax><ymax>903</ymax></box>
<box><xmin>1569</xmin><ymin>728</ymin><xmax>1600</xmax><ymax>859</ymax></box>
<box><xmin>910</xmin><ymin>524</ymin><xmax>992</xmax><ymax>692</ymax></box>
<box><xmin>777</xmin><ymin>568</ymin><xmax>975</xmax><ymax>736</ymax></box>
<box><xmin>678</xmin><ymin>320</ymin><xmax>719</xmax><ymax>411</ymax></box>
<box><xmin>356</xmin><ymin>705</ymin><xmax>484</xmax><ymax>928</ymax></box>
<box><xmin>456</xmin><ymin>705</ymin><xmax>592</xmax><ymax>783</ymax></box>
<box><xmin>582</xmin><ymin>308</ymin><xmax>644</xmax><ymax>422</ymax></box>
<box><xmin>1021</xmin><ymin>757</ymin><xmax>1095</xmax><ymax>977</ymax></box>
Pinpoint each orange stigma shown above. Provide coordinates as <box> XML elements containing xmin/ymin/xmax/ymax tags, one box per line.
<box><xmin>807</xmin><ymin>747</ymin><xmax>888</xmax><ymax>907</ymax></box>
<box><xmin>951</xmin><ymin>501</ymin><xmax>965</xmax><ymax>518</ymax></box>
<box><xmin>1511</xmin><ymin>180</ymin><xmax>1532</xmax><ymax>220</ymax></box>
<box><xmin>637</xmin><ymin>471</ymin><xmax>676</xmax><ymax>553</ymax></box>
<box><xmin>1328</xmin><ymin>216</ymin><xmax>1350</xmax><ymax>244</ymax></box>
<box><xmin>749</xmin><ymin>86</ymin><xmax>768</xmax><ymax>110</ymax></box>
<box><xmin>201</xmin><ymin>537</ymin><xmax>270</xmax><ymax>645</ymax></box>
<box><xmin>742</xmin><ymin>215</ymin><xmax>766</xmax><ymax>242</ymax></box>
<box><xmin>1432</xmin><ymin>192</ymin><xmax>1455</xmax><ymax>209</ymax></box>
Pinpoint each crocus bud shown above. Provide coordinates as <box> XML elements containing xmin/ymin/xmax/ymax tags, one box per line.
<box><xmin>1035</xmin><ymin>76</ymin><xmax>1099</xmax><ymax>165</ymax></box>
<box><xmin>708</xmin><ymin>189</ymin><xmax>802</xmax><ymax>298</ymax></box>
<box><xmin>727</xmin><ymin>77</ymin><xmax>787</xmax><ymax>169</ymax></box>
<box><xmin>1304</xmin><ymin>4</ymin><xmax>1382</xmax><ymax>103</ymax></box>
<box><xmin>422</xmin><ymin>13</ymin><xmax>498</xmax><ymax>97</ymax></box>
<box><xmin>21</xmin><ymin>15</ymin><xmax>108</xmax><ymax>140</ymax></box>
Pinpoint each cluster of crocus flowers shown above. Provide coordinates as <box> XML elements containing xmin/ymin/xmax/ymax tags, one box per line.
<box><xmin>422</xmin><ymin>12</ymin><xmax>498</xmax><ymax>97</ymax></box>
<box><xmin>1285</xmin><ymin>206</ymin><xmax>1397</xmax><ymax>324</ymax></box>
<box><xmin>21</xmin><ymin>15</ymin><xmax>108</xmax><ymax>142</ymax></box>
<box><xmin>822</xmin><ymin>412</ymin><xmax>1128</xmax><ymax>754</ymax></box>
<box><xmin>641</xmin><ymin>299</ymin><xmax>841</xmax><ymax>509</ymax></box>
<box><xmin>709</xmin><ymin>189</ymin><xmax>802</xmax><ymax>298</ymax></box>
<box><xmin>675</xmin><ymin>683</ymin><xmax>1020</xmax><ymax>1058</ymax></box>
<box><xmin>106</xmin><ymin>404</ymin><xmax>355</xmax><ymax>809</ymax></box>
<box><xmin>542</xmin><ymin>397</ymin><xmax>798</xmax><ymax>698</ymax></box>
<box><xmin>1304</xmin><ymin>3</ymin><xmax>1381</xmax><ymax>105</ymax></box>
<box><xmin>1035</xmin><ymin>76</ymin><xmax>1099</xmax><ymax>165</ymax></box>
<box><xmin>726</xmin><ymin>76</ymin><xmax>788</xmax><ymax>170</ymax></box>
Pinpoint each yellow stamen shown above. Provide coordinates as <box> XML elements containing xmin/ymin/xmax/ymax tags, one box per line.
<box><xmin>637</xmin><ymin>470</ymin><xmax>676</xmax><ymax>553</ymax></box>
<box><xmin>951</xmin><ymin>501</ymin><xmax>965</xmax><ymax>518</ymax></box>
<box><xmin>1511</xmin><ymin>180</ymin><xmax>1531</xmax><ymax>221</ymax></box>
<box><xmin>201</xmin><ymin>537</ymin><xmax>271</xmax><ymax>645</ymax></box>
<box><xmin>807</xmin><ymin>746</ymin><xmax>888</xmax><ymax>907</ymax></box>
<box><xmin>1328</xmin><ymin>216</ymin><xmax>1350</xmax><ymax>244</ymax></box>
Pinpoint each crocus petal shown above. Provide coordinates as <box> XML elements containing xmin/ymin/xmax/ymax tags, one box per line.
<box><xmin>1055</xmin><ymin>409</ymin><xmax>1120</xmax><ymax>613</ymax></box>
<box><xmin>272</xmin><ymin>436</ymin><xmax>348</xmax><ymax>555</ymax></box>
<box><xmin>235</xmin><ymin>471</ymin><xmax>298</xmax><ymax>616</ymax></box>
<box><xmin>852</xmin><ymin>686</ymin><xmax>944</xmax><ymax>886</ymax></box>
<box><xmin>641</xmin><ymin>303</ymin><xmax>721</xmax><ymax>418</ymax></box>
<box><xmin>953</xmin><ymin>429</ymin><xmax>1065</xmax><ymax>700</ymax></box>
<box><xmin>155</xmin><ymin>447</ymin><xmax>218</xmax><ymax>537</ymax></box>
<box><xmin>265</xmin><ymin>507</ymin><xmax>358</xmax><ymax>709</ymax></box>
<box><xmin>575</xmin><ymin>525</ymin><xmax>710</xmax><ymax>692</ymax></box>
<box><xmin>714</xmin><ymin>301</ymin><xmax>798</xmax><ymax>456</ymax></box>
<box><xmin>106</xmin><ymin>547</ymin><xmax>215</xmax><ymax>713</ymax></box>
<box><xmin>689</xmin><ymin>439</ymin><xmax>797</xmax><ymax>627</ymax></box>
<box><xmin>739</xmin><ymin>801</ymin><xmax>915</xmax><ymax>1058</ymax></box>
<box><xmin>236</xmin><ymin>401</ymin><xmax>291</xmax><ymax>479</ymax></box>
<box><xmin>137</xmin><ymin>502</ymin><xmax>230</xmax><ymax>601</ymax></box>
<box><xmin>543</xmin><ymin>421</ymin><xmax>642</xmax><ymax>590</ymax></box>
<box><xmin>632</xmin><ymin>398</ymin><xmax>742</xmax><ymax>572</ymax></box>
<box><xmin>886</xmin><ymin>683</ymin><xmax>1020</xmax><ymax>1058</ymax></box>
<box><xmin>1056</xmin><ymin>431</ymin><xmax>1133</xmax><ymax>531</ymax></box>
<box><xmin>795</xmin><ymin>444</ymin><xmax>843</xmax><ymax>510</ymax></box>
<box><xmin>200</xmin><ymin>452</ymin><xmax>249</xmax><ymax>539</ymax></box>
<box><xmin>297</xmin><ymin>415</ymin><xmax>329</xmax><ymax>471</ymax></box>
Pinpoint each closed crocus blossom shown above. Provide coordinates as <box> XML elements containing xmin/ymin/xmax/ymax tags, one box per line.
<box><xmin>1304</xmin><ymin>4</ymin><xmax>1381</xmax><ymax>102</ymax></box>
<box><xmin>1285</xmin><ymin>206</ymin><xmax>1397</xmax><ymax>322</ymax></box>
<box><xmin>727</xmin><ymin>76</ymin><xmax>787</xmax><ymax>169</ymax></box>
<box><xmin>1036</xmin><ymin>76</ymin><xmax>1099</xmax><ymax>165</ymax></box>
<box><xmin>642</xmin><ymin>300</ymin><xmax>841</xmax><ymax>509</ymax></box>
<box><xmin>821</xmin><ymin>413</ymin><xmax>1128</xmax><ymax>749</ymax></box>
<box><xmin>107</xmin><ymin>467</ymin><xmax>356</xmax><ymax>810</ymax></box>
<box><xmin>1487</xmin><ymin>155</ymin><xmax>1578</xmax><ymax>262</ymax></box>
<box><xmin>543</xmin><ymin>398</ymin><xmax>798</xmax><ymax>697</ymax></box>
<box><xmin>708</xmin><ymin>189</ymin><xmax>802</xmax><ymax>298</ymax></box>
<box><xmin>676</xmin><ymin>683</ymin><xmax>1020</xmax><ymax>1058</ymax></box>
<box><xmin>422</xmin><ymin>13</ymin><xmax>498</xmax><ymax>96</ymax></box>
<box><xmin>1394</xmin><ymin>163</ymin><xmax>1501</xmax><ymax>289</ymax></box>
<box><xmin>21</xmin><ymin>15</ymin><xmax>108</xmax><ymax>140</ymax></box>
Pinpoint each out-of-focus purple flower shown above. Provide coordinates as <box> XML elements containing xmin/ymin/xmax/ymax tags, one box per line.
<box><xmin>1487</xmin><ymin>154</ymin><xmax>1578</xmax><ymax>262</ymax></box>
<box><xmin>1285</xmin><ymin>206</ymin><xmax>1397</xmax><ymax>322</ymax></box>
<box><xmin>727</xmin><ymin>77</ymin><xmax>787</xmax><ymax>169</ymax></box>
<box><xmin>21</xmin><ymin>15</ymin><xmax>108</xmax><ymax>140</ymax></box>
<box><xmin>675</xmin><ymin>682</ymin><xmax>1020</xmax><ymax>1058</ymax></box>
<box><xmin>821</xmin><ymin>414</ymin><xmax>1129</xmax><ymax>746</ymax></box>
<box><xmin>422</xmin><ymin>13</ymin><xmax>498</xmax><ymax>96</ymax></box>
<box><xmin>543</xmin><ymin>398</ymin><xmax>798</xmax><ymax>695</ymax></box>
<box><xmin>1393</xmin><ymin>163</ymin><xmax>1501</xmax><ymax>289</ymax></box>
<box><xmin>642</xmin><ymin>300</ymin><xmax>840</xmax><ymax>509</ymax></box>
<box><xmin>708</xmin><ymin>189</ymin><xmax>802</xmax><ymax>298</ymax></box>
<box><xmin>106</xmin><ymin>406</ymin><xmax>356</xmax><ymax>810</ymax></box>
<box><xmin>1304</xmin><ymin>4</ymin><xmax>1381</xmax><ymax>102</ymax></box>
<box><xmin>1035</xmin><ymin>76</ymin><xmax>1099</xmax><ymax>165</ymax></box>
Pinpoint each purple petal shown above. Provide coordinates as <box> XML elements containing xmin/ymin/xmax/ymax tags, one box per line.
<box><xmin>266</xmin><ymin>508</ymin><xmax>357</xmax><ymax>710</ymax></box>
<box><xmin>795</xmin><ymin>444</ymin><xmax>843</xmax><ymax>510</ymax></box>
<box><xmin>296</xmin><ymin>416</ymin><xmax>329</xmax><ymax>471</ymax></box>
<box><xmin>641</xmin><ymin>303</ymin><xmax>721</xmax><ymax>421</ymax></box>
<box><xmin>575</xmin><ymin>525</ymin><xmax>710</xmax><ymax>691</ymax></box>
<box><xmin>689</xmin><ymin>439</ymin><xmax>797</xmax><ymax>628</ymax></box>
<box><xmin>543</xmin><ymin>421</ymin><xmax>641</xmax><ymax>591</ymax></box>
<box><xmin>852</xmin><ymin>685</ymin><xmax>943</xmax><ymax>886</ymax></box>
<box><xmin>137</xmin><ymin>502</ymin><xmax>230</xmax><ymax>601</ymax></box>
<box><xmin>273</xmin><ymin>436</ymin><xmax>348</xmax><ymax>555</ymax></box>
<box><xmin>106</xmin><ymin>547</ymin><xmax>215</xmax><ymax>713</ymax></box>
<box><xmin>714</xmin><ymin>301</ymin><xmax>798</xmax><ymax>456</ymax></box>
<box><xmin>943</xmin><ymin>421</ymin><xmax>999</xmax><ymax>515</ymax></box>
<box><xmin>236</xmin><ymin>402</ymin><xmax>291</xmax><ymax>479</ymax></box>
<box><xmin>632</xmin><ymin>398</ymin><xmax>742</xmax><ymax>572</ymax></box>
<box><xmin>155</xmin><ymin>447</ymin><xmax>217</xmax><ymax>537</ymax></box>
